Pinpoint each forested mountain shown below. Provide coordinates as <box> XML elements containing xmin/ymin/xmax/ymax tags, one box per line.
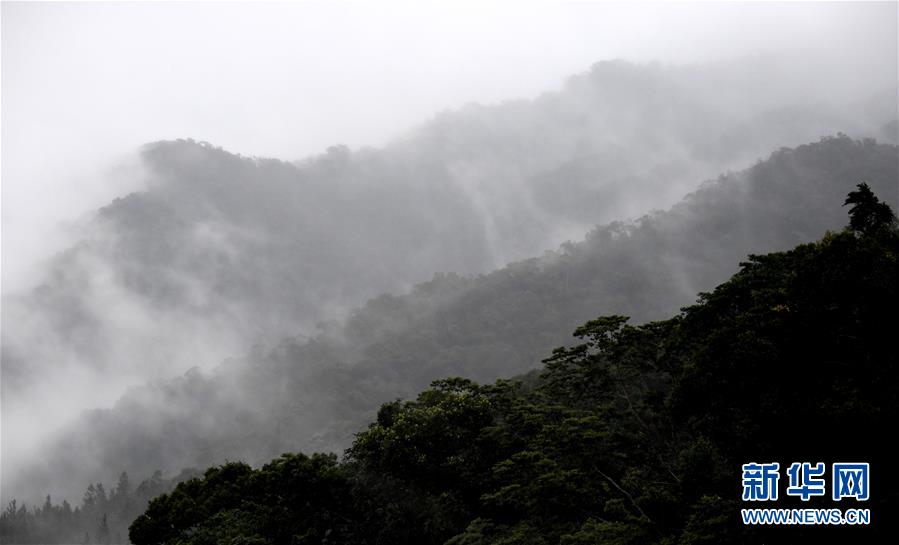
<box><xmin>3</xmin><ymin>59</ymin><xmax>895</xmax><ymax>424</ymax></box>
<box><xmin>9</xmin><ymin>135</ymin><xmax>896</xmax><ymax>513</ymax></box>
<box><xmin>4</xmin><ymin>0</ymin><xmax>898</xmax><ymax>538</ymax></box>
<box><xmin>113</xmin><ymin>186</ymin><xmax>896</xmax><ymax>544</ymax></box>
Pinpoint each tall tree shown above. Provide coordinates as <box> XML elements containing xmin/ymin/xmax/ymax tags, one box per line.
<box><xmin>844</xmin><ymin>182</ymin><xmax>896</xmax><ymax>235</ymax></box>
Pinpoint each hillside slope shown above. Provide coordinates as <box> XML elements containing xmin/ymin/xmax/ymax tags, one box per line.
<box><xmin>123</xmin><ymin>185</ymin><xmax>899</xmax><ymax>544</ymax></box>
<box><xmin>7</xmin><ymin>57</ymin><xmax>896</xmax><ymax>505</ymax></box>
<box><xmin>11</xmin><ymin>135</ymin><xmax>896</xmax><ymax>505</ymax></box>
<box><xmin>4</xmin><ymin>60</ymin><xmax>895</xmax><ymax>400</ymax></box>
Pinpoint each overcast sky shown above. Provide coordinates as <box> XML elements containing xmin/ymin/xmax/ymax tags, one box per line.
<box><xmin>2</xmin><ymin>1</ymin><xmax>897</xmax><ymax>293</ymax></box>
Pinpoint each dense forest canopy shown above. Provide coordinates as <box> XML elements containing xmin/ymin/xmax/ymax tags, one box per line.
<box><xmin>107</xmin><ymin>186</ymin><xmax>896</xmax><ymax>545</ymax></box>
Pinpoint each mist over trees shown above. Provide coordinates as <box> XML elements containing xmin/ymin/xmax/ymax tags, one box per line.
<box><xmin>6</xmin><ymin>133</ymin><xmax>896</xmax><ymax>513</ymax></box>
<box><xmin>3</xmin><ymin>59</ymin><xmax>895</xmax><ymax>404</ymax></box>
<box><xmin>1</xmin><ymin>48</ymin><xmax>898</xmax><ymax>545</ymax></box>
<box><xmin>0</xmin><ymin>470</ymin><xmax>199</xmax><ymax>545</ymax></box>
<box><xmin>113</xmin><ymin>188</ymin><xmax>896</xmax><ymax>544</ymax></box>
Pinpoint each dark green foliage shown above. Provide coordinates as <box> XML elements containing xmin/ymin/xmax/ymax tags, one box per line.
<box><xmin>129</xmin><ymin>454</ymin><xmax>359</xmax><ymax>545</ymax></box>
<box><xmin>844</xmin><ymin>182</ymin><xmax>896</xmax><ymax>235</ymax></box>
<box><xmin>127</xmin><ymin>189</ymin><xmax>898</xmax><ymax>544</ymax></box>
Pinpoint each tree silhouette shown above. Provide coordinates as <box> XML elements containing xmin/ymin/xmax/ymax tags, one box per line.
<box><xmin>843</xmin><ymin>182</ymin><xmax>896</xmax><ymax>235</ymax></box>
<box><xmin>97</xmin><ymin>513</ymin><xmax>109</xmax><ymax>545</ymax></box>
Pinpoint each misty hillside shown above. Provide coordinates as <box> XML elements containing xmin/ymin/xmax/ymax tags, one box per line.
<box><xmin>125</xmin><ymin>191</ymin><xmax>899</xmax><ymax>545</ymax></box>
<box><xmin>14</xmin><ymin>134</ymin><xmax>897</xmax><ymax>504</ymax></box>
<box><xmin>3</xmin><ymin>60</ymin><xmax>896</xmax><ymax>409</ymax></box>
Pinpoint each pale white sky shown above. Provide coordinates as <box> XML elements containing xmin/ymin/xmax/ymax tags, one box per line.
<box><xmin>2</xmin><ymin>1</ymin><xmax>897</xmax><ymax>292</ymax></box>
